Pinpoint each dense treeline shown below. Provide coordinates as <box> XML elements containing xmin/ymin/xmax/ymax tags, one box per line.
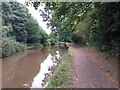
<box><xmin>1</xmin><ymin>2</ymin><xmax>48</xmax><ymax>58</ymax></box>
<box><xmin>2</xmin><ymin>2</ymin><xmax>119</xmax><ymax>58</ymax></box>
<box><xmin>30</xmin><ymin>2</ymin><xmax>120</xmax><ymax>57</ymax></box>
<box><xmin>89</xmin><ymin>3</ymin><xmax>120</xmax><ymax>56</ymax></box>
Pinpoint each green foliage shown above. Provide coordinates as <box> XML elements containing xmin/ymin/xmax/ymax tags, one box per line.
<box><xmin>29</xmin><ymin>2</ymin><xmax>120</xmax><ymax>57</ymax></box>
<box><xmin>73</xmin><ymin>16</ymin><xmax>91</xmax><ymax>44</ymax></box>
<box><xmin>2</xmin><ymin>2</ymin><xmax>48</xmax><ymax>44</ymax></box>
<box><xmin>88</xmin><ymin>3</ymin><xmax>120</xmax><ymax>56</ymax></box>
<box><xmin>2</xmin><ymin>37</ymin><xmax>27</xmax><ymax>58</ymax></box>
<box><xmin>25</xmin><ymin>16</ymin><xmax>48</xmax><ymax>44</ymax></box>
<box><xmin>2</xmin><ymin>2</ymin><xmax>48</xmax><ymax>57</ymax></box>
<box><xmin>47</xmin><ymin>33</ymin><xmax>59</xmax><ymax>45</ymax></box>
<box><xmin>1</xmin><ymin>23</ymin><xmax>27</xmax><ymax>58</ymax></box>
<box><xmin>45</xmin><ymin>2</ymin><xmax>120</xmax><ymax>56</ymax></box>
<box><xmin>43</xmin><ymin>2</ymin><xmax>93</xmax><ymax>43</ymax></box>
<box><xmin>2</xmin><ymin>2</ymin><xmax>30</xmax><ymax>42</ymax></box>
<box><xmin>47</xmin><ymin>52</ymin><xmax>72</xmax><ymax>88</ymax></box>
<box><xmin>27</xmin><ymin>43</ymin><xmax>44</xmax><ymax>49</ymax></box>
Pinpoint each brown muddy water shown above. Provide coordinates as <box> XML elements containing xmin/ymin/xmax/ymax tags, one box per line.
<box><xmin>2</xmin><ymin>46</ymin><xmax>67</xmax><ymax>88</ymax></box>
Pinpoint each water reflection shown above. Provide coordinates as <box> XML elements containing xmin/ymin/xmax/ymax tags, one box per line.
<box><xmin>2</xmin><ymin>47</ymin><xmax>48</xmax><ymax>88</ymax></box>
<box><xmin>31</xmin><ymin>51</ymin><xmax>61</xmax><ymax>88</ymax></box>
<box><xmin>2</xmin><ymin>46</ymin><xmax>67</xmax><ymax>88</ymax></box>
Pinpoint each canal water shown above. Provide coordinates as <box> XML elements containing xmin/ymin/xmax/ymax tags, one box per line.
<box><xmin>2</xmin><ymin>46</ymin><xmax>67</xmax><ymax>88</ymax></box>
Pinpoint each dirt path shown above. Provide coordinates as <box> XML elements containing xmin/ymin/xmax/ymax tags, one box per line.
<box><xmin>72</xmin><ymin>45</ymin><xmax>118</xmax><ymax>88</ymax></box>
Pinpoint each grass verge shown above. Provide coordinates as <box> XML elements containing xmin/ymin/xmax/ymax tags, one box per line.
<box><xmin>46</xmin><ymin>47</ymin><xmax>73</xmax><ymax>88</ymax></box>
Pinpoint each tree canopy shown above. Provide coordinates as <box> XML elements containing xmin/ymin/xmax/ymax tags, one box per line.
<box><xmin>1</xmin><ymin>2</ymin><xmax>48</xmax><ymax>57</ymax></box>
<box><xmin>29</xmin><ymin>2</ymin><xmax>120</xmax><ymax>57</ymax></box>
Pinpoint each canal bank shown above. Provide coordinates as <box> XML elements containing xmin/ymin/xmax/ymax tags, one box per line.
<box><xmin>46</xmin><ymin>46</ymin><xmax>74</xmax><ymax>88</ymax></box>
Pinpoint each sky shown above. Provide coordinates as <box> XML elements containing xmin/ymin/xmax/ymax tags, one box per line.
<box><xmin>17</xmin><ymin>0</ymin><xmax>51</xmax><ymax>35</ymax></box>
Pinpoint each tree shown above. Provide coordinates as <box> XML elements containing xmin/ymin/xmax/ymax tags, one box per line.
<box><xmin>28</xmin><ymin>1</ymin><xmax>120</xmax><ymax>57</ymax></box>
<box><xmin>1</xmin><ymin>2</ymin><xmax>48</xmax><ymax>57</ymax></box>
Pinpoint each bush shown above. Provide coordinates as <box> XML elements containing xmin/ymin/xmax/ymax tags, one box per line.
<box><xmin>2</xmin><ymin>37</ymin><xmax>27</xmax><ymax>58</ymax></box>
<box><xmin>27</xmin><ymin>43</ymin><xmax>43</xmax><ymax>49</ymax></box>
